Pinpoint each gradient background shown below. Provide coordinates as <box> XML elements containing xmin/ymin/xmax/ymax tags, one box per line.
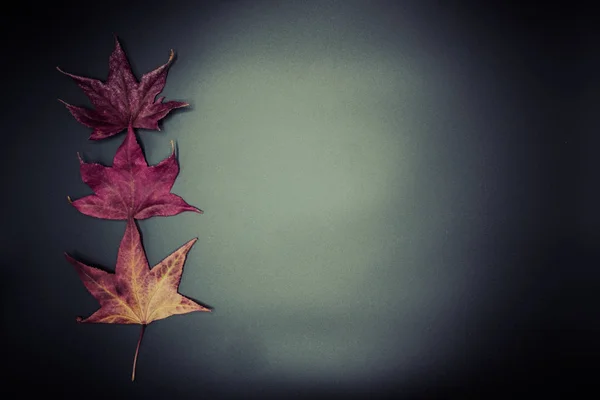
<box><xmin>3</xmin><ymin>0</ymin><xmax>598</xmax><ymax>398</ymax></box>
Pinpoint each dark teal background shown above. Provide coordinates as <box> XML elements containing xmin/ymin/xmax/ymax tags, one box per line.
<box><xmin>2</xmin><ymin>1</ymin><xmax>597</xmax><ymax>398</ymax></box>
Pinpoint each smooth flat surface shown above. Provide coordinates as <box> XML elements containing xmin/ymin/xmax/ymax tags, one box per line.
<box><xmin>2</xmin><ymin>1</ymin><xmax>598</xmax><ymax>398</ymax></box>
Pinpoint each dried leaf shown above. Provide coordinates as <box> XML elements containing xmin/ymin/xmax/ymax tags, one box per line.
<box><xmin>58</xmin><ymin>37</ymin><xmax>188</xmax><ymax>140</ymax></box>
<box><xmin>65</xmin><ymin>218</ymin><xmax>210</xmax><ymax>380</ymax></box>
<box><xmin>69</xmin><ymin>125</ymin><xmax>202</xmax><ymax>220</ymax></box>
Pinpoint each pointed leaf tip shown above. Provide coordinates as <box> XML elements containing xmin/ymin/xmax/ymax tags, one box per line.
<box><xmin>56</xmin><ymin>67</ymin><xmax>71</xmax><ymax>77</ymax></box>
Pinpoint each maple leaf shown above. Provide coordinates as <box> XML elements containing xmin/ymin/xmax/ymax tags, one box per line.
<box><xmin>65</xmin><ymin>218</ymin><xmax>210</xmax><ymax>380</ymax></box>
<box><xmin>68</xmin><ymin>125</ymin><xmax>202</xmax><ymax>220</ymax></box>
<box><xmin>57</xmin><ymin>36</ymin><xmax>188</xmax><ymax>140</ymax></box>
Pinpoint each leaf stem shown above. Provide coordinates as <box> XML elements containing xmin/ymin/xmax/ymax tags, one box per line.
<box><xmin>132</xmin><ymin>324</ymin><xmax>146</xmax><ymax>382</ymax></box>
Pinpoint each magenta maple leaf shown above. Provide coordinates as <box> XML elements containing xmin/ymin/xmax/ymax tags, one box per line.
<box><xmin>69</xmin><ymin>125</ymin><xmax>202</xmax><ymax>220</ymax></box>
<box><xmin>57</xmin><ymin>36</ymin><xmax>188</xmax><ymax>140</ymax></box>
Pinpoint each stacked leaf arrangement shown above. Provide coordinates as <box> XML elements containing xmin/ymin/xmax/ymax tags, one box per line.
<box><xmin>59</xmin><ymin>37</ymin><xmax>211</xmax><ymax>381</ymax></box>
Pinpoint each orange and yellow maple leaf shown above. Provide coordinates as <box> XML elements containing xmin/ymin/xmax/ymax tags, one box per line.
<box><xmin>65</xmin><ymin>218</ymin><xmax>210</xmax><ymax>379</ymax></box>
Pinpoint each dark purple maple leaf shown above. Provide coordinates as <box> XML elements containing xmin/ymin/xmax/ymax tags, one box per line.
<box><xmin>57</xmin><ymin>36</ymin><xmax>188</xmax><ymax>140</ymax></box>
<box><xmin>69</xmin><ymin>125</ymin><xmax>202</xmax><ymax>220</ymax></box>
